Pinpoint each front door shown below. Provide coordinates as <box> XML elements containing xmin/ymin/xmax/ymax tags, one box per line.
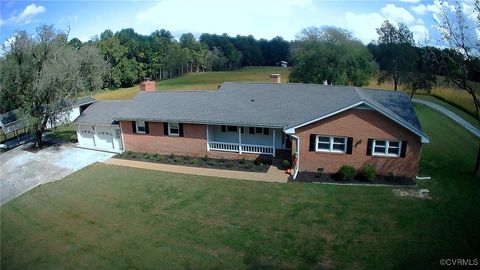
<box><xmin>283</xmin><ymin>134</ymin><xmax>292</xmax><ymax>149</ymax></box>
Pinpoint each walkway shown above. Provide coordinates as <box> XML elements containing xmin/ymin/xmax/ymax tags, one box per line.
<box><xmin>413</xmin><ymin>99</ymin><xmax>480</xmax><ymax>138</ymax></box>
<box><xmin>103</xmin><ymin>158</ymin><xmax>290</xmax><ymax>183</ymax></box>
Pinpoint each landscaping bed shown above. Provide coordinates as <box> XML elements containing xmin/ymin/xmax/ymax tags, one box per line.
<box><xmin>115</xmin><ymin>151</ymin><xmax>271</xmax><ymax>172</ymax></box>
<box><xmin>293</xmin><ymin>171</ymin><xmax>416</xmax><ymax>186</ymax></box>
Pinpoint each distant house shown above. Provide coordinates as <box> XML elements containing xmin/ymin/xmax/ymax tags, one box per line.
<box><xmin>280</xmin><ymin>61</ymin><xmax>288</xmax><ymax>67</ymax></box>
<box><xmin>75</xmin><ymin>79</ymin><xmax>429</xmax><ymax>178</ymax></box>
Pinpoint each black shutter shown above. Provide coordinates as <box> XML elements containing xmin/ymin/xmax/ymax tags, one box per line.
<box><xmin>249</xmin><ymin>127</ymin><xmax>254</xmax><ymax>134</ymax></box>
<box><xmin>132</xmin><ymin>121</ymin><xmax>137</xmax><ymax>133</ymax></box>
<box><xmin>145</xmin><ymin>122</ymin><xmax>149</xmax><ymax>134</ymax></box>
<box><xmin>346</xmin><ymin>137</ymin><xmax>353</xmax><ymax>154</ymax></box>
<box><xmin>263</xmin><ymin>128</ymin><xmax>269</xmax><ymax>135</ymax></box>
<box><xmin>366</xmin><ymin>139</ymin><xmax>373</xmax><ymax>156</ymax></box>
<box><xmin>179</xmin><ymin>123</ymin><xmax>184</xmax><ymax>137</ymax></box>
<box><xmin>400</xmin><ymin>140</ymin><xmax>407</xmax><ymax>158</ymax></box>
<box><xmin>163</xmin><ymin>123</ymin><xmax>168</xmax><ymax>135</ymax></box>
<box><xmin>241</xmin><ymin>127</ymin><xmax>244</xmax><ymax>133</ymax></box>
<box><xmin>221</xmin><ymin>125</ymin><xmax>226</xmax><ymax>132</ymax></box>
<box><xmin>309</xmin><ymin>134</ymin><xmax>316</xmax><ymax>152</ymax></box>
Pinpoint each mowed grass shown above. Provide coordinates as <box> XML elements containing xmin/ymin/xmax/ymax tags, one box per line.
<box><xmin>414</xmin><ymin>95</ymin><xmax>480</xmax><ymax>129</ymax></box>
<box><xmin>2</xmin><ymin>104</ymin><xmax>479</xmax><ymax>269</ymax></box>
<box><xmin>94</xmin><ymin>67</ymin><xmax>291</xmax><ymax>100</ymax></box>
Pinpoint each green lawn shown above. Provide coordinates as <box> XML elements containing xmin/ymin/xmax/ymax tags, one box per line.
<box><xmin>2</xmin><ymin>104</ymin><xmax>479</xmax><ymax>269</ymax></box>
<box><xmin>46</xmin><ymin>123</ymin><xmax>78</xmax><ymax>143</ymax></box>
<box><xmin>94</xmin><ymin>67</ymin><xmax>291</xmax><ymax>100</ymax></box>
<box><xmin>414</xmin><ymin>95</ymin><xmax>479</xmax><ymax>129</ymax></box>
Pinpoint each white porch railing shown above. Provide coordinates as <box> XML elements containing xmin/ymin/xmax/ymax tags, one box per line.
<box><xmin>208</xmin><ymin>141</ymin><xmax>274</xmax><ymax>156</ymax></box>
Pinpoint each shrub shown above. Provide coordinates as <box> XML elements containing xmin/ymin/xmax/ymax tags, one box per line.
<box><xmin>174</xmin><ymin>156</ymin><xmax>184</xmax><ymax>163</ymax></box>
<box><xmin>239</xmin><ymin>158</ymin><xmax>246</xmax><ymax>164</ymax></box>
<box><xmin>362</xmin><ymin>164</ymin><xmax>377</xmax><ymax>181</ymax></box>
<box><xmin>386</xmin><ymin>172</ymin><xmax>395</xmax><ymax>181</ymax></box>
<box><xmin>283</xmin><ymin>160</ymin><xmax>291</xmax><ymax>169</ymax></box>
<box><xmin>152</xmin><ymin>153</ymin><xmax>160</xmax><ymax>159</ymax></box>
<box><xmin>155</xmin><ymin>155</ymin><xmax>165</xmax><ymax>162</ymax></box>
<box><xmin>143</xmin><ymin>153</ymin><xmax>151</xmax><ymax>160</ymax></box>
<box><xmin>244</xmin><ymin>163</ymin><xmax>254</xmax><ymax>169</ymax></box>
<box><xmin>225</xmin><ymin>162</ymin><xmax>234</xmax><ymax>168</ymax></box>
<box><xmin>169</xmin><ymin>153</ymin><xmax>174</xmax><ymax>159</ymax></box>
<box><xmin>208</xmin><ymin>160</ymin><xmax>217</xmax><ymax>166</ymax></box>
<box><xmin>339</xmin><ymin>165</ymin><xmax>356</xmax><ymax>181</ymax></box>
<box><xmin>190</xmin><ymin>159</ymin><xmax>200</xmax><ymax>166</ymax></box>
<box><xmin>219</xmin><ymin>158</ymin><xmax>225</xmax><ymax>164</ymax></box>
<box><xmin>202</xmin><ymin>155</ymin><xmax>208</xmax><ymax>161</ymax></box>
<box><xmin>125</xmin><ymin>150</ymin><xmax>134</xmax><ymax>157</ymax></box>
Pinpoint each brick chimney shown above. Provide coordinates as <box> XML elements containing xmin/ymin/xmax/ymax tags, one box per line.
<box><xmin>140</xmin><ymin>80</ymin><xmax>155</xmax><ymax>92</ymax></box>
<box><xmin>270</xmin><ymin>74</ymin><xmax>281</xmax><ymax>84</ymax></box>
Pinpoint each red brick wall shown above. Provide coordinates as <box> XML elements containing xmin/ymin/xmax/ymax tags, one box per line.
<box><xmin>120</xmin><ymin>121</ymin><xmax>261</xmax><ymax>160</ymax></box>
<box><xmin>295</xmin><ymin>109</ymin><xmax>422</xmax><ymax>178</ymax></box>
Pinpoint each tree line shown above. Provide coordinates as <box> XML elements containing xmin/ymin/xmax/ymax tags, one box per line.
<box><xmin>68</xmin><ymin>29</ymin><xmax>290</xmax><ymax>89</ymax></box>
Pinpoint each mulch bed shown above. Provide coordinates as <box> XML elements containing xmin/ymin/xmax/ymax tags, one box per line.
<box><xmin>115</xmin><ymin>152</ymin><xmax>271</xmax><ymax>173</ymax></box>
<box><xmin>292</xmin><ymin>171</ymin><xmax>416</xmax><ymax>186</ymax></box>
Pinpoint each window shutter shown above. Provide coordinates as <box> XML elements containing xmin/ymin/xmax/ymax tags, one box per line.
<box><xmin>263</xmin><ymin>128</ymin><xmax>269</xmax><ymax>135</ymax></box>
<box><xmin>249</xmin><ymin>127</ymin><xmax>254</xmax><ymax>134</ymax></box>
<box><xmin>309</xmin><ymin>134</ymin><xmax>316</xmax><ymax>151</ymax></box>
<box><xmin>132</xmin><ymin>121</ymin><xmax>137</xmax><ymax>133</ymax></box>
<box><xmin>366</xmin><ymin>139</ymin><xmax>373</xmax><ymax>156</ymax></box>
<box><xmin>400</xmin><ymin>140</ymin><xmax>407</xmax><ymax>158</ymax></box>
<box><xmin>179</xmin><ymin>123</ymin><xmax>184</xmax><ymax>137</ymax></box>
<box><xmin>346</xmin><ymin>137</ymin><xmax>353</xmax><ymax>154</ymax></box>
<box><xmin>221</xmin><ymin>125</ymin><xmax>226</xmax><ymax>132</ymax></box>
<box><xmin>145</xmin><ymin>122</ymin><xmax>149</xmax><ymax>134</ymax></box>
<box><xmin>241</xmin><ymin>127</ymin><xmax>244</xmax><ymax>133</ymax></box>
<box><xmin>163</xmin><ymin>123</ymin><xmax>168</xmax><ymax>135</ymax></box>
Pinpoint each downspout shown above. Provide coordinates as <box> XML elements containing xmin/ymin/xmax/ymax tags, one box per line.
<box><xmin>290</xmin><ymin>134</ymin><xmax>300</xmax><ymax>180</ymax></box>
<box><xmin>119</xmin><ymin>121</ymin><xmax>125</xmax><ymax>152</ymax></box>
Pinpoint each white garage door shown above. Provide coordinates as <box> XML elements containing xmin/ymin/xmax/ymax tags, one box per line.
<box><xmin>77</xmin><ymin>124</ymin><xmax>123</xmax><ymax>152</ymax></box>
<box><xmin>77</xmin><ymin>124</ymin><xmax>95</xmax><ymax>148</ymax></box>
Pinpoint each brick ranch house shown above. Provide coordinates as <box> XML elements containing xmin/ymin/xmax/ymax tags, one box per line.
<box><xmin>74</xmin><ymin>79</ymin><xmax>429</xmax><ymax>179</ymax></box>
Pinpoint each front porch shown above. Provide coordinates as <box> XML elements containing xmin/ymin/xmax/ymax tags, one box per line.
<box><xmin>206</xmin><ymin>125</ymin><xmax>289</xmax><ymax>157</ymax></box>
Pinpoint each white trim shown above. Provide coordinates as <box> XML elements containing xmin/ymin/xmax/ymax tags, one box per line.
<box><xmin>284</xmin><ymin>101</ymin><xmax>363</xmax><ymax>134</ymax></box>
<box><xmin>283</xmin><ymin>101</ymin><xmax>430</xmax><ymax>144</ymax></box>
<box><xmin>315</xmin><ymin>135</ymin><xmax>347</xmax><ymax>153</ymax></box>
<box><xmin>371</xmin><ymin>139</ymin><xmax>402</xmax><ymax>157</ymax></box>
<box><xmin>290</xmin><ymin>134</ymin><xmax>300</xmax><ymax>179</ymax></box>
<box><xmin>136</xmin><ymin>121</ymin><xmax>146</xmax><ymax>134</ymax></box>
<box><xmin>206</xmin><ymin>125</ymin><xmax>210</xmax><ymax>151</ymax></box>
<box><xmin>238</xmin><ymin>127</ymin><xmax>242</xmax><ymax>154</ymax></box>
<box><xmin>119</xmin><ymin>121</ymin><xmax>125</xmax><ymax>151</ymax></box>
<box><xmin>272</xmin><ymin>129</ymin><xmax>276</xmax><ymax>157</ymax></box>
<box><xmin>168</xmin><ymin>122</ymin><xmax>180</xmax><ymax>136</ymax></box>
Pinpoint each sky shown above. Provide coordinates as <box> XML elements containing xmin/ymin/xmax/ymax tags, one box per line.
<box><xmin>0</xmin><ymin>0</ymin><xmax>477</xmax><ymax>47</ymax></box>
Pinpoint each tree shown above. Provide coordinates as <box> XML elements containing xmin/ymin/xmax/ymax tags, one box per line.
<box><xmin>375</xmin><ymin>20</ymin><xmax>418</xmax><ymax>91</ymax></box>
<box><xmin>289</xmin><ymin>26</ymin><xmax>377</xmax><ymax>86</ymax></box>
<box><xmin>0</xmin><ymin>25</ymin><xmax>106</xmax><ymax>147</ymax></box>
<box><xmin>435</xmin><ymin>0</ymin><xmax>480</xmax><ymax>175</ymax></box>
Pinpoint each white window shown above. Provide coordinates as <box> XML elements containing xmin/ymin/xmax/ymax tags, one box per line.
<box><xmin>136</xmin><ymin>121</ymin><xmax>146</xmax><ymax>134</ymax></box>
<box><xmin>372</xmin><ymin>139</ymin><xmax>401</xmax><ymax>157</ymax></box>
<box><xmin>168</xmin><ymin>122</ymin><xmax>179</xmax><ymax>136</ymax></box>
<box><xmin>316</xmin><ymin>135</ymin><xmax>347</xmax><ymax>153</ymax></box>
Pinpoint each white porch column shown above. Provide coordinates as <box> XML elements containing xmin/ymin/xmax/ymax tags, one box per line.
<box><xmin>238</xmin><ymin>126</ymin><xmax>242</xmax><ymax>154</ymax></box>
<box><xmin>206</xmin><ymin>125</ymin><xmax>210</xmax><ymax>151</ymax></box>
<box><xmin>272</xmin><ymin>129</ymin><xmax>276</xmax><ymax>157</ymax></box>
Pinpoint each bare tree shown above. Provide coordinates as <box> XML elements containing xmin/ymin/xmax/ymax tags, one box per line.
<box><xmin>436</xmin><ymin>0</ymin><xmax>480</xmax><ymax>175</ymax></box>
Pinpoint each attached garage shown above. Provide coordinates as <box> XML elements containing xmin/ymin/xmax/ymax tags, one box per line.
<box><xmin>74</xmin><ymin>101</ymin><xmax>127</xmax><ymax>153</ymax></box>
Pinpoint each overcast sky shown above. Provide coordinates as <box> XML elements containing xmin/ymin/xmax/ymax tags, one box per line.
<box><xmin>0</xmin><ymin>0</ymin><xmax>477</xmax><ymax>46</ymax></box>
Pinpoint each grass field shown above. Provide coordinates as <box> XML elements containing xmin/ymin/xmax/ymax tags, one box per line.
<box><xmin>2</xmin><ymin>104</ymin><xmax>479</xmax><ymax>269</ymax></box>
<box><xmin>94</xmin><ymin>67</ymin><xmax>291</xmax><ymax>100</ymax></box>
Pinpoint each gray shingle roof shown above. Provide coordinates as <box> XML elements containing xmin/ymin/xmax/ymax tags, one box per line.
<box><xmin>113</xmin><ymin>83</ymin><xmax>428</xmax><ymax>142</ymax></box>
<box><xmin>74</xmin><ymin>100</ymin><xmax>128</xmax><ymax>125</ymax></box>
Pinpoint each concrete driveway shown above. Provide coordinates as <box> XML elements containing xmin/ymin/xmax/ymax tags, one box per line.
<box><xmin>0</xmin><ymin>143</ymin><xmax>114</xmax><ymax>205</ymax></box>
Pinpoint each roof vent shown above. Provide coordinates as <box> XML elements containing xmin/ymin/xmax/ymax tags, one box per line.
<box><xmin>251</xmin><ymin>97</ymin><xmax>255</xmax><ymax>102</ymax></box>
